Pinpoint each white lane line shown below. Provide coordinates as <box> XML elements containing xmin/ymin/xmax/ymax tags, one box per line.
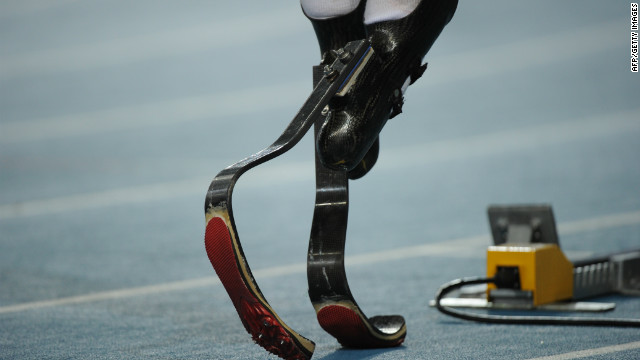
<box><xmin>1</xmin><ymin>210</ymin><xmax>639</xmax><ymax>314</ymax></box>
<box><xmin>0</xmin><ymin>277</ymin><xmax>220</xmax><ymax>314</ymax></box>
<box><xmin>525</xmin><ymin>341</ymin><xmax>640</xmax><ymax>360</ymax></box>
<box><xmin>420</xmin><ymin>19</ymin><xmax>622</xmax><ymax>87</ymax></box>
<box><xmin>379</xmin><ymin>108</ymin><xmax>640</xmax><ymax>170</ymax></box>
<box><xmin>0</xmin><ymin>177</ymin><xmax>210</xmax><ymax>219</ymax></box>
<box><xmin>0</xmin><ymin>19</ymin><xmax>622</xmax><ymax>143</ymax></box>
<box><xmin>1</xmin><ymin>108</ymin><xmax>638</xmax><ymax>220</ymax></box>
<box><xmin>0</xmin><ymin>81</ymin><xmax>307</xmax><ymax>144</ymax></box>
<box><xmin>559</xmin><ymin>211</ymin><xmax>640</xmax><ymax>235</ymax></box>
<box><xmin>0</xmin><ymin>6</ymin><xmax>305</xmax><ymax>79</ymax></box>
<box><xmin>0</xmin><ymin>158</ymin><xmax>315</xmax><ymax>220</ymax></box>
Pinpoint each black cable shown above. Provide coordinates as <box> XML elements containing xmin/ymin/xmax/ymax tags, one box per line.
<box><xmin>435</xmin><ymin>277</ymin><xmax>640</xmax><ymax>327</ymax></box>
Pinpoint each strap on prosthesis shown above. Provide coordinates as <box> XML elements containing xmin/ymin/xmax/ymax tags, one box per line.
<box><xmin>204</xmin><ymin>39</ymin><xmax>404</xmax><ymax>360</ymax></box>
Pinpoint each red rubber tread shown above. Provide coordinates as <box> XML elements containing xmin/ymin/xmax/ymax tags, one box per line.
<box><xmin>316</xmin><ymin>305</ymin><xmax>405</xmax><ymax>349</ymax></box>
<box><xmin>205</xmin><ymin>217</ymin><xmax>312</xmax><ymax>360</ymax></box>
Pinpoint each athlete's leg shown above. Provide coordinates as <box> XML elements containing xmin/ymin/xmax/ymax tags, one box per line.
<box><xmin>300</xmin><ymin>0</ymin><xmax>361</xmax><ymax>21</ymax></box>
<box><xmin>315</xmin><ymin>0</ymin><xmax>458</xmax><ymax>172</ymax></box>
<box><xmin>301</xmin><ymin>0</ymin><xmax>364</xmax><ymax>56</ymax></box>
<box><xmin>363</xmin><ymin>0</ymin><xmax>422</xmax><ymax>24</ymax></box>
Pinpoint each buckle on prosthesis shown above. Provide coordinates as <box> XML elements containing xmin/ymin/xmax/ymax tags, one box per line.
<box><xmin>390</xmin><ymin>61</ymin><xmax>428</xmax><ymax>119</ymax></box>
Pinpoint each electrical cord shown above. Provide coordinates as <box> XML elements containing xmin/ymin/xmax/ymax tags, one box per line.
<box><xmin>435</xmin><ymin>276</ymin><xmax>640</xmax><ymax>327</ymax></box>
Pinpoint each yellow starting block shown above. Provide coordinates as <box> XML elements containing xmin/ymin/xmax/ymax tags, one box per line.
<box><xmin>430</xmin><ymin>204</ymin><xmax>639</xmax><ymax>315</ymax></box>
<box><xmin>486</xmin><ymin>243</ymin><xmax>574</xmax><ymax>307</ymax></box>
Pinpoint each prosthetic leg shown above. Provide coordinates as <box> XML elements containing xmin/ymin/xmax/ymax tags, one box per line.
<box><xmin>307</xmin><ymin>56</ymin><xmax>407</xmax><ymax>349</ymax></box>
<box><xmin>204</xmin><ymin>40</ymin><xmax>372</xmax><ymax>360</ymax></box>
<box><xmin>304</xmin><ymin>0</ymin><xmax>457</xmax><ymax>347</ymax></box>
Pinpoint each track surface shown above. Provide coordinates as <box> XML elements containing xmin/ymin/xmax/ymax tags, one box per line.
<box><xmin>1</xmin><ymin>1</ymin><xmax>639</xmax><ymax>359</ymax></box>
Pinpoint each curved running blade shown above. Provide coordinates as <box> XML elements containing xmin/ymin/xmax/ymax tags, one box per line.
<box><xmin>205</xmin><ymin>39</ymin><xmax>372</xmax><ymax>359</ymax></box>
<box><xmin>307</xmin><ymin>56</ymin><xmax>406</xmax><ymax>349</ymax></box>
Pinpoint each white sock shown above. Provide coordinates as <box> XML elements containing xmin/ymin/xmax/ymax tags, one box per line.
<box><xmin>363</xmin><ymin>0</ymin><xmax>422</xmax><ymax>25</ymax></box>
<box><xmin>300</xmin><ymin>0</ymin><xmax>362</xmax><ymax>20</ymax></box>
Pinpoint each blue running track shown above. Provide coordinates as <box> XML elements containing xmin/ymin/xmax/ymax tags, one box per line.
<box><xmin>1</xmin><ymin>1</ymin><xmax>639</xmax><ymax>359</ymax></box>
